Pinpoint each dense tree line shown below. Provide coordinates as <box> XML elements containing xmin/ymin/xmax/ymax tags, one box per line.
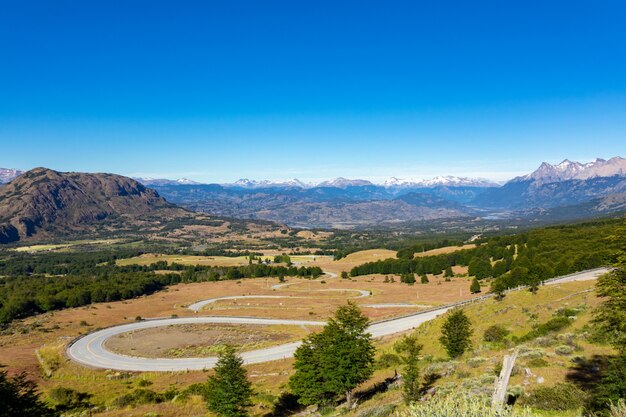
<box><xmin>0</xmin><ymin>251</ymin><xmax>323</xmax><ymax>324</ymax></box>
<box><xmin>350</xmin><ymin>218</ymin><xmax>621</xmax><ymax>291</ymax></box>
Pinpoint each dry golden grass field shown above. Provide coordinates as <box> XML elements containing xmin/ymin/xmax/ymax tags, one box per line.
<box><xmin>0</xmin><ymin>245</ymin><xmax>610</xmax><ymax>417</ymax></box>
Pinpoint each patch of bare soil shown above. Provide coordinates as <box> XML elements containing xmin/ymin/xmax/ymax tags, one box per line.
<box><xmin>104</xmin><ymin>323</ymin><xmax>309</xmax><ymax>358</ymax></box>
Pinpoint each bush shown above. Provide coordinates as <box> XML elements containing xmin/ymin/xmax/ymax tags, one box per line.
<box><xmin>110</xmin><ymin>388</ymin><xmax>176</xmax><ymax>408</ymax></box>
<box><xmin>533</xmin><ymin>336</ymin><xmax>556</xmax><ymax>347</ymax></box>
<box><xmin>467</xmin><ymin>357</ymin><xmax>486</xmax><ymax>368</ymax></box>
<box><xmin>518</xmin><ymin>316</ymin><xmax>572</xmax><ymax>342</ymax></box>
<box><xmin>357</xmin><ymin>404</ymin><xmax>396</xmax><ymax>417</ymax></box>
<box><xmin>554</xmin><ymin>345</ymin><xmax>574</xmax><ymax>355</ymax></box>
<box><xmin>136</xmin><ymin>379</ymin><xmax>152</xmax><ymax>387</ymax></box>
<box><xmin>48</xmin><ymin>387</ymin><xmax>90</xmax><ymax>410</ymax></box>
<box><xmin>375</xmin><ymin>353</ymin><xmax>402</xmax><ymax>370</ymax></box>
<box><xmin>398</xmin><ymin>393</ymin><xmax>536</xmax><ymax>417</ymax></box>
<box><xmin>423</xmin><ymin>362</ymin><xmax>457</xmax><ymax>378</ymax></box>
<box><xmin>525</xmin><ymin>357</ymin><xmax>549</xmax><ymax>368</ymax></box>
<box><xmin>483</xmin><ymin>325</ymin><xmax>510</xmax><ymax>343</ymax></box>
<box><xmin>518</xmin><ymin>347</ymin><xmax>544</xmax><ymax>359</ymax></box>
<box><xmin>519</xmin><ymin>383</ymin><xmax>585</xmax><ymax>411</ymax></box>
<box><xmin>609</xmin><ymin>399</ymin><xmax>626</xmax><ymax>417</ymax></box>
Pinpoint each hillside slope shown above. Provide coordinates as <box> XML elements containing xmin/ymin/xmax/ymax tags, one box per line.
<box><xmin>0</xmin><ymin>168</ymin><xmax>192</xmax><ymax>243</ymax></box>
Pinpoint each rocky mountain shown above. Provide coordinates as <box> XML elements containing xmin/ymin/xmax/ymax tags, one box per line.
<box><xmin>473</xmin><ymin>158</ymin><xmax>626</xmax><ymax>210</ymax></box>
<box><xmin>511</xmin><ymin>157</ymin><xmax>626</xmax><ymax>185</ymax></box>
<box><xmin>0</xmin><ymin>168</ymin><xmax>24</xmax><ymax>184</ymax></box>
<box><xmin>317</xmin><ymin>178</ymin><xmax>375</xmax><ymax>188</ymax></box>
<box><xmin>2</xmin><ymin>158</ymin><xmax>624</xmax><ymax>231</ymax></box>
<box><xmin>383</xmin><ymin>175</ymin><xmax>499</xmax><ymax>188</ymax></box>
<box><xmin>225</xmin><ymin>178</ymin><xmax>309</xmax><ymax>189</ymax></box>
<box><xmin>135</xmin><ymin>177</ymin><xmax>200</xmax><ymax>186</ymax></box>
<box><xmin>0</xmin><ymin>168</ymin><xmax>192</xmax><ymax>243</ymax></box>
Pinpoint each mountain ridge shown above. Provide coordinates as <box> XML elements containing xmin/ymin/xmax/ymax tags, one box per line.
<box><xmin>0</xmin><ymin>168</ymin><xmax>191</xmax><ymax>243</ymax></box>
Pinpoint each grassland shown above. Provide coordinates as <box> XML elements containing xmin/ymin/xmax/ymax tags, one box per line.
<box><xmin>13</xmin><ymin>238</ymin><xmax>128</xmax><ymax>252</ymax></box>
<box><xmin>0</xmin><ymin>243</ymin><xmax>615</xmax><ymax>416</ymax></box>
<box><xmin>116</xmin><ymin>253</ymin><xmax>333</xmax><ymax>267</ymax></box>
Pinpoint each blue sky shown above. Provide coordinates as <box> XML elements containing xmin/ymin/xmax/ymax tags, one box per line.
<box><xmin>1</xmin><ymin>1</ymin><xmax>625</xmax><ymax>183</ymax></box>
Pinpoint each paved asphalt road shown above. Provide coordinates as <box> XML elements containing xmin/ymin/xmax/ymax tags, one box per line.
<box><xmin>67</xmin><ymin>267</ymin><xmax>609</xmax><ymax>372</ymax></box>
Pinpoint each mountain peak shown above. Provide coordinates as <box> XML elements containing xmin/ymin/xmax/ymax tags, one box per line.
<box><xmin>317</xmin><ymin>178</ymin><xmax>374</xmax><ymax>188</ymax></box>
<box><xmin>514</xmin><ymin>156</ymin><xmax>626</xmax><ymax>185</ymax></box>
<box><xmin>382</xmin><ymin>176</ymin><xmax>498</xmax><ymax>188</ymax></box>
<box><xmin>0</xmin><ymin>168</ymin><xmax>186</xmax><ymax>243</ymax></box>
<box><xmin>0</xmin><ymin>167</ymin><xmax>25</xmax><ymax>184</ymax></box>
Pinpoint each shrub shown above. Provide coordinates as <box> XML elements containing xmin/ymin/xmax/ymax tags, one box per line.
<box><xmin>554</xmin><ymin>345</ymin><xmax>574</xmax><ymax>355</ymax></box>
<box><xmin>525</xmin><ymin>357</ymin><xmax>549</xmax><ymax>368</ymax></box>
<box><xmin>555</xmin><ymin>308</ymin><xmax>579</xmax><ymax>318</ymax></box>
<box><xmin>609</xmin><ymin>399</ymin><xmax>626</xmax><ymax>417</ymax></box>
<box><xmin>518</xmin><ymin>347</ymin><xmax>544</xmax><ymax>359</ymax></box>
<box><xmin>479</xmin><ymin>374</ymin><xmax>496</xmax><ymax>385</ymax></box>
<box><xmin>467</xmin><ymin>357</ymin><xmax>486</xmax><ymax>368</ymax></box>
<box><xmin>110</xmin><ymin>387</ymin><xmax>177</xmax><ymax>409</ymax></box>
<box><xmin>423</xmin><ymin>361</ymin><xmax>457</xmax><ymax>379</ymax></box>
<box><xmin>48</xmin><ymin>387</ymin><xmax>90</xmax><ymax>410</ymax></box>
<box><xmin>483</xmin><ymin>325</ymin><xmax>510</xmax><ymax>343</ymax></box>
<box><xmin>518</xmin><ymin>316</ymin><xmax>572</xmax><ymax>342</ymax></box>
<box><xmin>375</xmin><ymin>353</ymin><xmax>402</xmax><ymax>370</ymax></box>
<box><xmin>533</xmin><ymin>336</ymin><xmax>556</xmax><ymax>347</ymax></box>
<box><xmin>398</xmin><ymin>393</ymin><xmax>537</xmax><ymax>417</ymax></box>
<box><xmin>519</xmin><ymin>383</ymin><xmax>585</xmax><ymax>411</ymax></box>
<box><xmin>136</xmin><ymin>379</ymin><xmax>152</xmax><ymax>387</ymax></box>
<box><xmin>357</xmin><ymin>404</ymin><xmax>396</xmax><ymax>417</ymax></box>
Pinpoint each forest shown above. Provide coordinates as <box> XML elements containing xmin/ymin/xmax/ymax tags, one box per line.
<box><xmin>350</xmin><ymin>218</ymin><xmax>622</xmax><ymax>291</ymax></box>
<box><xmin>0</xmin><ymin>251</ymin><xmax>322</xmax><ymax>324</ymax></box>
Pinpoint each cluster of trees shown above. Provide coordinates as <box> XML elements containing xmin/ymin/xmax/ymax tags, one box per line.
<box><xmin>272</xmin><ymin>254</ymin><xmax>292</xmax><ymax>264</ymax></box>
<box><xmin>0</xmin><ymin>250</ymin><xmax>323</xmax><ymax>324</ymax></box>
<box><xmin>0</xmin><ymin>272</ymin><xmax>177</xmax><ymax>324</ymax></box>
<box><xmin>199</xmin><ymin>303</ymin><xmax>475</xmax><ymax>416</ymax></box>
<box><xmin>350</xmin><ymin>219</ymin><xmax>621</xmax><ymax>292</ymax></box>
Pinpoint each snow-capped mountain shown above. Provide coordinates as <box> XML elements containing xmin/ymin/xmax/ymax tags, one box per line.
<box><xmin>513</xmin><ymin>157</ymin><xmax>626</xmax><ymax>185</ymax></box>
<box><xmin>0</xmin><ymin>168</ymin><xmax>24</xmax><ymax>184</ymax></box>
<box><xmin>226</xmin><ymin>178</ymin><xmax>309</xmax><ymax>188</ymax></box>
<box><xmin>383</xmin><ymin>175</ymin><xmax>499</xmax><ymax>188</ymax></box>
<box><xmin>135</xmin><ymin>177</ymin><xmax>201</xmax><ymax>186</ymax></box>
<box><xmin>474</xmin><ymin>156</ymin><xmax>626</xmax><ymax>210</ymax></box>
<box><xmin>317</xmin><ymin>177</ymin><xmax>375</xmax><ymax>188</ymax></box>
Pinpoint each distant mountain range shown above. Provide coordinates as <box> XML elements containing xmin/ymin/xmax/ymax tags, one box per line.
<box><xmin>133</xmin><ymin>177</ymin><xmax>201</xmax><ymax>186</ymax></box>
<box><xmin>1</xmin><ymin>157</ymin><xmax>624</xmax><ymax>230</ymax></box>
<box><xmin>134</xmin><ymin>175</ymin><xmax>500</xmax><ymax>189</ymax></box>
<box><xmin>0</xmin><ymin>168</ymin><xmax>23</xmax><ymax>184</ymax></box>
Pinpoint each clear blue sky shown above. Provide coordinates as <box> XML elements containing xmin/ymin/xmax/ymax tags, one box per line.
<box><xmin>1</xmin><ymin>1</ymin><xmax>625</xmax><ymax>183</ymax></box>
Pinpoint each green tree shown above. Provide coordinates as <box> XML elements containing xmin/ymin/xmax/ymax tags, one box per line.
<box><xmin>402</xmin><ymin>273</ymin><xmax>416</xmax><ymax>285</ymax></box>
<box><xmin>205</xmin><ymin>346</ymin><xmax>253</xmax><ymax>417</ymax></box>
<box><xmin>289</xmin><ymin>302</ymin><xmax>375</xmax><ymax>407</ymax></box>
<box><xmin>444</xmin><ymin>267</ymin><xmax>454</xmax><ymax>278</ymax></box>
<box><xmin>469</xmin><ymin>278</ymin><xmax>481</xmax><ymax>294</ymax></box>
<box><xmin>341</xmin><ymin>271</ymin><xmax>349</xmax><ymax>279</ymax></box>
<box><xmin>468</xmin><ymin>257</ymin><xmax>492</xmax><ymax>279</ymax></box>
<box><xmin>593</xmin><ymin>218</ymin><xmax>626</xmax><ymax>354</ymax></box>
<box><xmin>420</xmin><ymin>274</ymin><xmax>429</xmax><ymax>284</ymax></box>
<box><xmin>439</xmin><ymin>309</ymin><xmax>472</xmax><ymax>358</ymax></box>
<box><xmin>395</xmin><ymin>334</ymin><xmax>423</xmax><ymax>404</ymax></box>
<box><xmin>0</xmin><ymin>368</ymin><xmax>58</xmax><ymax>417</ymax></box>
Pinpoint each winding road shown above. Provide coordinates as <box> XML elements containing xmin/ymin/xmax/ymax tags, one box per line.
<box><xmin>67</xmin><ymin>267</ymin><xmax>609</xmax><ymax>372</ymax></box>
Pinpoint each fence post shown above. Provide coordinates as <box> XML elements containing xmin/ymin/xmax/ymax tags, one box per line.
<box><xmin>492</xmin><ymin>350</ymin><xmax>518</xmax><ymax>407</ymax></box>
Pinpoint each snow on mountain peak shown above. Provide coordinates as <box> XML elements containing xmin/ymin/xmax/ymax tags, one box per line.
<box><xmin>515</xmin><ymin>157</ymin><xmax>626</xmax><ymax>185</ymax></box>
<box><xmin>0</xmin><ymin>168</ymin><xmax>24</xmax><ymax>184</ymax></box>
<box><xmin>318</xmin><ymin>177</ymin><xmax>374</xmax><ymax>188</ymax></box>
<box><xmin>382</xmin><ymin>175</ymin><xmax>498</xmax><ymax>188</ymax></box>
